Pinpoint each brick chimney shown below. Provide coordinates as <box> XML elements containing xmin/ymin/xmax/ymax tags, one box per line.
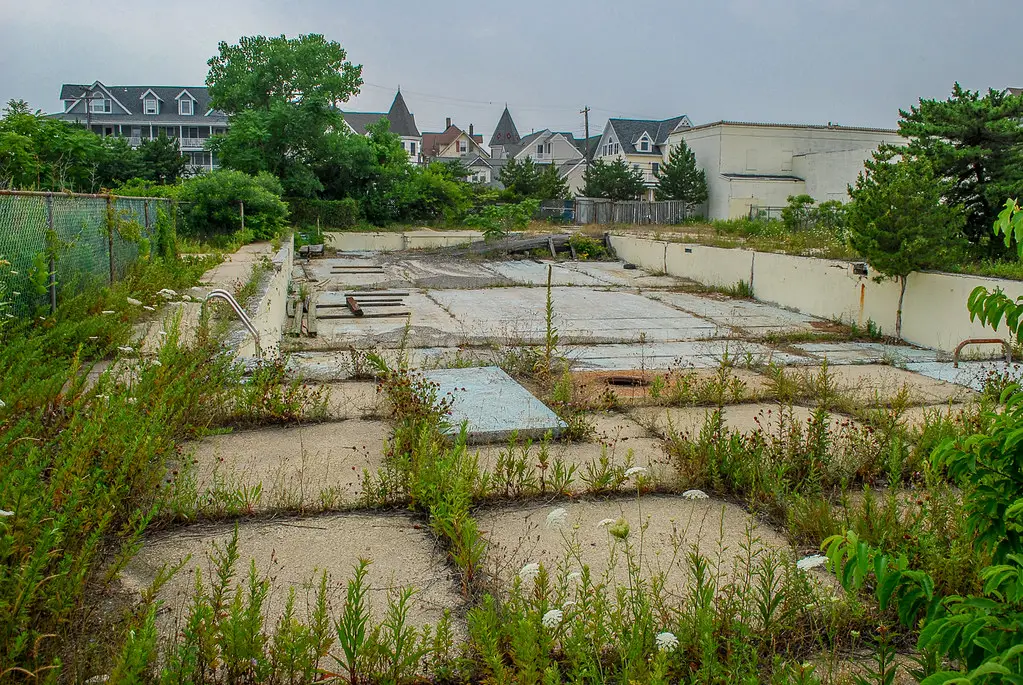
<box><xmin>469</xmin><ymin>123</ymin><xmax>474</xmax><ymax>137</ymax></box>
<box><xmin>445</xmin><ymin>117</ymin><xmax>452</xmax><ymax>129</ymax></box>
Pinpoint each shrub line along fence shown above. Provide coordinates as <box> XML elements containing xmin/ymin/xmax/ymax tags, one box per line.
<box><xmin>0</xmin><ymin>189</ymin><xmax>174</xmax><ymax>318</ymax></box>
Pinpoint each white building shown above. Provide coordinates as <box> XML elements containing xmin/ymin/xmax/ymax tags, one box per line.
<box><xmin>668</xmin><ymin>121</ymin><xmax>907</xmax><ymax>219</ymax></box>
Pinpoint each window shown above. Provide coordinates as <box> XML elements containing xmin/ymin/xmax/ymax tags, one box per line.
<box><xmin>179</xmin><ymin>99</ymin><xmax>193</xmax><ymax>115</ymax></box>
<box><xmin>459</xmin><ymin>140</ymin><xmax>467</xmax><ymax>153</ymax></box>
<box><xmin>639</xmin><ymin>140</ymin><xmax>649</xmax><ymax>152</ymax></box>
<box><xmin>90</xmin><ymin>97</ymin><xmax>110</xmax><ymax>113</ymax></box>
<box><xmin>652</xmin><ymin>162</ymin><xmax>660</xmax><ymax>176</ymax></box>
<box><xmin>537</xmin><ymin>144</ymin><xmax>544</xmax><ymax>156</ymax></box>
<box><xmin>409</xmin><ymin>142</ymin><xmax>416</xmax><ymax>155</ymax></box>
<box><xmin>144</xmin><ymin>98</ymin><xmax>157</xmax><ymax>115</ymax></box>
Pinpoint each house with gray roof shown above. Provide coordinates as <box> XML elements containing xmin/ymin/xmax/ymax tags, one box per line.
<box><xmin>593</xmin><ymin>115</ymin><xmax>693</xmax><ymax>200</ymax></box>
<box><xmin>52</xmin><ymin>81</ymin><xmax>228</xmax><ymax>173</ymax></box>
<box><xmin>486</xmin><ymin>107</ymin><xmax>589</xmax><ymax>194</ymax></box>
<box><xmin>341</xmin><ymin>90</ymin><xmax>422</xmax><ymax>163</ymax></box>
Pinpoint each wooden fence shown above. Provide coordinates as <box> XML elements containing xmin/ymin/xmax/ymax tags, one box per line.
<box><xmin>571</xmin><ymin>198</ymin><xmax>693</xmax><ymax>225</ymax></box>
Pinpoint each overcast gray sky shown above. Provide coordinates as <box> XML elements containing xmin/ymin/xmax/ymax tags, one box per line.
<box><xmin>1</xmin><ymin>0</ymin><xmax>1019</xmax><ymax>142</ymax></box>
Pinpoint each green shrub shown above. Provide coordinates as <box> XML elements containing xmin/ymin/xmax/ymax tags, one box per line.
<box><xmin>177</xmin><ymin>170</ymin><xmax>289</xmax><ymax>243</ymax></box>
<box><xmin>464</xmin><ymin>199</ymin><xmax>539</xmax><ymax>239</ymax></box>
<box><xmin>286</xmin><ymin>197</ymin><xmax>359</xmax><ymax>229</ymax></box>
<box><xmin>568</xmin><ymin>234</ymin><xmax>608</xmax><ymax>260</ymax></box>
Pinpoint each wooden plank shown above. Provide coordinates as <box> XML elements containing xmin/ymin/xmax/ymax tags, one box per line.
<box><xmin>307</xmin><ymin>295</ymin><xmax>317</xmax><ymax>337</ymax></box>
<box><xmin>289</xmin><ymin>299</ymin><xmax>304</xmax><ymax>336</ymax></box>
<box><xmin>286</xmin><ymin>298</ymin><xmax>295</xmax><ymax>318</ymax></box>
<box><xmin>548</xmin><ymin>236</ymin><xmax>557</xmax><ymax>258</ymax></box>
<box><xmin>346</xmin><ymin>296</ymin><xmax>364</xmax><ymax>317</ymax></box>
<box><xmin>316</xmin><ymin>309</ymin><xmax>411</xmax><ymax>320</ymax></box>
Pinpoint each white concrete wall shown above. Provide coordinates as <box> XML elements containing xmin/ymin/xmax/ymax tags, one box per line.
<box><xmin>671</xmin><ymin>123</ymin><xmax>907</xmax><ymax>219</ymax></box>
<box><xmin>610</xmin><ymin>234</ymin><xmax>1023</xmax><ymax>353</ymax></box>
<box><xmin>725</xmin><ymin>177</ymin><xmax>806</xmax><ymax>219</ymax></box>
<box><xmin>239</xmin><ymin>242</ymin><xmax>293</xmax><ymax>359</ymax></box>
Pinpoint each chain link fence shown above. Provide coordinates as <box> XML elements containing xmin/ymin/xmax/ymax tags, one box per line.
<box><xmin>0</xmin><ymin>190</ymin><xmax>173</xmax><ymax>319</ymax></box>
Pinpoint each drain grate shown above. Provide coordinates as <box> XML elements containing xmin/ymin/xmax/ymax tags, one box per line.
<box><xmin>605</xmin><ymin>375</ymin><xmax>651</xmax><ymax>388</ymax></box>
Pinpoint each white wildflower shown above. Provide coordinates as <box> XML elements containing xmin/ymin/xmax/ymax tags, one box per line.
<box><xmin>117</xmin><ymin>346</ymin><xmax>134</xmax><ymax>354</ymax></box>
<box><xmin>9</xmin><ymin>270</ymin><xmax>17</xmax><ymax>275</ymax></box>
<box><xmin>126</xmin><ymin>297</ymin><xmax>142</xmax><ymax>306</ymax></box>
<box><xmin>151</xmin><ymin>360</ymin><xmax>162</xmax><ymax>367</ymax></box>
<box><xmin>159</xmin><ymin>330</ymin><xmax>167</xmax><ymax>336</ymax></box>
<box><xmin>796</xmin><ymin>554</ymin><xmax>828</xmax><ymax>571</ymax></box>
<box><xmin>519</xmin><ymin>562</ymin><xmax>540</xmax><ymax>582</ymax></box>
<box><xmin>624</xmin><ymin>466</ymin><xmax>647</xmax><ymax>479</ymax></box>
<box><xmin>101</xmin><ymin>310</ymin><xmax>115</xmax><ymax>315</ymax></box>
<box><xmin>0</xmin><ymin>509</ymin><xmax>13</xmax><ymax>517</ymax></box>
<box><xmin>546</xmin><ymin>507</ymin><xmax>568</xmax><ymax>529</ymax></box>
<box><xmin>655</xmin><ymin>631</ymin><xmax>679</xmax><ymax>652</ymax></box>
<box><xmin>96</xmin><ymin>394</ymin><xmax>109</xmax><ymax>401</ymax></box>
<box><xmin>181</xmin><ymin>294</ymin><xmax>193</xmax><ymax>302</ymax></box>
<box><xmin>11</xmin><ymin>291</ymin><xmax>19</xmax><ymax>296</ymax></box>
<box><xmin>127</xmin><ymin>397</ymin><xmax>137</xmax><ymax>404</ymax></box>
<box><xmin>143</xmin><ymin>305</ymin><xmax>155</xmax><ymax>312</ymax></box>
<box><xmin>682</xmin><ymin>489</ymin><xmax>709</xmax><ymax>500</ymax></box>
<box><xmin>87</xmin><ymin>336</ymin><xmax>99</xmax><ymax>341</ymax></box>
<box><xmin>597</xmin><ymin>518</ymin><xmax>616</xmax><ymax>528</ymax></box>
<box><xmin>541</xmin><ymin>609</ymin><xmax>563</xmax><ymax>628</ymax></box>
<box><xmin>157</xmin><ymin>288</ymin><xmax>177</xmax><ymax>296</ymax></box>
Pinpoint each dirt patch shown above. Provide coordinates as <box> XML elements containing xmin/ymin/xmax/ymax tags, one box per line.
<box><xmin>183</xmin><ymin>420</ymin><xmax>390</xmax><ymax>511</ymax></box>
<box><xmin>477</xmin><ymin>495</ymin><xmax>797</xmax><ymax>599</ymax></box>
<box><xmin>120</xmin><ymin>513</ymin><xmax>462</xmax><ymax>639</ymax></box>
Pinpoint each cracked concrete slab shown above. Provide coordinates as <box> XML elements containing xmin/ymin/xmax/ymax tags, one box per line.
<box><xmin>905</xmin><ymin>360</ymin><xmax>1023</xmax><ymax>392</ymax></box>
<box><xmin>121</xmin><ymin>513</ymin><xmax>462</xmax><ymax>638</ymax></box>
<box><xmin>795</xmin><ymin>342</ymin><xmax>940</xmax><ymax>365</ymax></box>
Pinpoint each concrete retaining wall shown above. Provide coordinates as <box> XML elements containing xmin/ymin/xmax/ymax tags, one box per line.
<box><xmin>610</xmin><ymin>233</ymin><xmax>1022</xmax><ymax>353</ymax></box>
<box><xmin>325</xmin><ymin>230</ymin><xmax>484</xmax><ymax>252</ymax></box>
<box><xmin>237</xmin><ymin>242</ymin><xmax>292</xmax><ymax>359</ymax></box>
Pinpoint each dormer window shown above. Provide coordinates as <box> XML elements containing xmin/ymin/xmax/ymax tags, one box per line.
<box><xmin>179</xmin><ymin>99</ymin><xmax>193</xmax><ymax>115</ymax></box>
<box><xmin>639</xmin><ymin>140</ymin><xmax>649</xmax><ymax>152</ymax></box>
<box><xmin>90</xmin><ymin>95</ymin><xmax>111</xmax><ymax>113</ymax></box>
<box><xmin>144</xmin><ymin>98</ymin><xmax>157</xmax><ymax>115</ymax></box>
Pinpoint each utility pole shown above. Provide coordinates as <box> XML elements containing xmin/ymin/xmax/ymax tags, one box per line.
<box><xmin>580</xmin><ymin>106</ymin><xmax>591</xmax><ymax>170</ymax></box>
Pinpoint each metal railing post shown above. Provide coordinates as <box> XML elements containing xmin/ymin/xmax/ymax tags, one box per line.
<box><xmin>45</xmin><ymin>193</ymin><xmax>56</xmax><ymax>314</ymax></box>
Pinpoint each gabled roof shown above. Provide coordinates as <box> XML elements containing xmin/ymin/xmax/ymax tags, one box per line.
<box><xmin>421</xmin><ymin>124</ymin><xmax>485</xmax><ymax>158</ymax></box>
<box><xmin>572</xmin><ymin>134</ymin><xmax>600</xmax><ymax>160</ymax></box>
<box><xmin>490</xmin><ymin>106</ymin><xmax>520</xmax><ymax>147</ymax></box>
<box><xmin>139</xmin><ymin>88</ymin><xmax>163</xmax><ymax>102</ymax></box>
<box><xmin>55</xmin><ymin>83</ymin><xmax>227</xmax><ymax>123</ymax></box>
<box><xmin>1008</xmin><ymin>87</ymin><xmax>1023</xmax><ymax>97</ymax></box>
<box><xmin>341</xmin><ymin>111</ymin><xmax>388</xmax><ymax>135</ymax></box>
<box><xmin>607</xmin><ymin>115</ymin><xmax>692</xmax><ymax>155</ymax></box>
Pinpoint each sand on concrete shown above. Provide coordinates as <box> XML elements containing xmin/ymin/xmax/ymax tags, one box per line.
<box><xmin>320</xmin><ymin>381</ymin><xmax>386</xmax><ymax>420</ymax></box>
<box><xmin>477</xmin><ymin>495</ymin><xmax>798</xmax><ymax>601</ymax></box>
<box><xmin>121</xmin><ymin>513</ymin><xmax>462</xmax><ymax>638</ymax></box>
<box><xmin>184</xmin><ymin>420</ymin><xmax>390</xmax><ymax>511</ymax></box>
<box><xmin>795</xmin><ymin>364</ymin><xmax>974</xmax><ymax>405</ymax></box>
<box><xmin>571</xmin><ymin>367</ymin><xmax>772</xmax><ymax>407</ymax></box>
<box><xmin>629</xmin><ymin>403</ymin><xmax>838</xmax><ymax>439</ymax></box>
<box><xmin>472</xmin><ymin>414</ymin><xmax>671</xmax><ymax>493</ymax></box>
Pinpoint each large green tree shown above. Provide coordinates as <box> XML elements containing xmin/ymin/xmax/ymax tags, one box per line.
<box><xmin>206</xmin><ymin>34</ymin><xmax>364</xmax><ymax>196</ymax></box>
<box><xmin>847</xmin><ymin>149</ymin><xmax>966</xmax><ymax>337</ymax></box>
<box><xmin>138</xmin><ymin>134</ymin><xmax>187</xmax><ymax>184</ymax></box>
<box><xmin>499</xmin><ymin>157</ymin><xmax>569</xmax><ymax>201</ymax></box>
<box><xmin>654</xmin><ymin>140</ymin><xmax>708</xmax><ymax>213</ymax></box>
<box><xmin>581</xmin><ymin>158</ymin><xmax>646</xmax><ymax>201</ymax></box>
<box><xmin>896</xmin><ymin>83</ymin><xmax>1023</xmax><ymax>253</ymax></box>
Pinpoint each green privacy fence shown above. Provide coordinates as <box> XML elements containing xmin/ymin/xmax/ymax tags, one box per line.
<box><xmin>0</xmin><ymin>190</ymin><xmax>174</xmax><ymax>319</ymax></box>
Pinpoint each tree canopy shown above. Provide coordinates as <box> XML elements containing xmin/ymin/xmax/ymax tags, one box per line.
<box><xmin>654</xmin><ymin>141</ymin><xmax>708</xmax><ymax>212</ymax></box>
<box><xmin>498</xmin><ymin>157</ymin><xmax>569</xmax><ymax>201</ymax></box>
<box><xmin>581</xmin><ymin>158</ymin><xmax>646</xmax><ymax>201</ymax></box>
<box><xmin>896</xmin><ymin>83</ymin><xmax>1023</xmax><ymax>254</ymax></box>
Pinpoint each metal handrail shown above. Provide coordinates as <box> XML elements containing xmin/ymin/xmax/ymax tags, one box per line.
<box><xmin>952</xmin><ymin>338</ymin><xmax>1012</xmax><ymax>368</ymax></box>
<box><xmin>203</xmin><ymin>289</ymin><xmax>262</xmax><ymax>359</ymax></box>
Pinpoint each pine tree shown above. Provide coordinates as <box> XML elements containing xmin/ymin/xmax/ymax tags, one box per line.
<box><xmin>581</xmin><ymin>158</ymin><xmax>645</xmax><ymax>201</ymax></box>
<box><xmin>897</xmin><ymin>83</ymin><xmax>1023</xmax><ymax>253</ymax></box>
<box><xmin>654</xmin><ymin>140</ymin><xmax>708</xmax><ymax>213</ymax></box>
<box><xmin>847</xmin><ymin>149</ymin><xmax>966</xmax><ymax>338</ymax></box>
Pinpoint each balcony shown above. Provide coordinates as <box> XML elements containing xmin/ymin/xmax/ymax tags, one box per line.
<box><xmin>179</xmin><ymin>137</ymin><xmax>207</xmax><ymax>150</ymax></box>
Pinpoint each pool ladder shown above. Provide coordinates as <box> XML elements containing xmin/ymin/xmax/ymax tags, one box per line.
<box><xmin>203</xmin><ymin>289</ymin><xmax>262</xmax><ymax>359</ymax></box>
